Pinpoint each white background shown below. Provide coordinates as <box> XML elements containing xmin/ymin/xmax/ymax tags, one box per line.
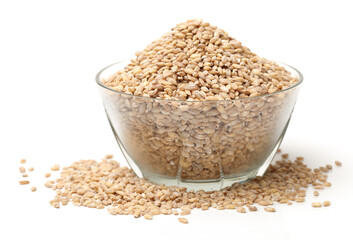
<box><xmin>1</xmin><ymin>0</ymin><xmax>352</xmax><ymax>239</ymax></box>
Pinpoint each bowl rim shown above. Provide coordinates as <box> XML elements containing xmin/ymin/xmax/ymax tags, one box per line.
<box><xmin>95</xmin><ymin>60</ymin><xmax>303</xmax><ymax>103</ymax></box>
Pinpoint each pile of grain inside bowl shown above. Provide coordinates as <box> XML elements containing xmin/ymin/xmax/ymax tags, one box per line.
<box><xmin>41</xmin><ymin>153</ymin><xmax>338</xmax><ymax>224</ymax></box>
<box><xmin>102</xmin><ymin>19</ymin><xmax>297</xmax><ymax>100</ymax></box>
<box><xmin>99</xmin><ymin>19</ymin><xmax>301</xmax><ymax>181</ymax></box>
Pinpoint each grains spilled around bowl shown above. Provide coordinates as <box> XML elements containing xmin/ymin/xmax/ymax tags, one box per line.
<box><xmin>16</xmin><ymin>152</ymin><xmax>340</xmax><ymax>223</ymax></box>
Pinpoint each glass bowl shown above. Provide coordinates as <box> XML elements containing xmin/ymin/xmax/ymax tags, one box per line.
<box><xmin>96</xmin><ymin>61</ymin><xmax>303</xmax><ymax>191</ymax></box>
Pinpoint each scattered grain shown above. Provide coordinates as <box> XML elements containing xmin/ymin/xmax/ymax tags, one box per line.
<box><xmin>20</xmin><ymin>159</ymin><xmax>26</xmax><ymax>164</ymax></box>
<box><xmin>28</xmin><ymin>167</ymin><xmax>34</xmax><ymax>172</ymax></box>
<box><xmin>45</xmin><ymin>181</ymin><xmax>54</xmax><ymax>188</ymax></box>
<box><xmin>335</xmin><ymin>161</ymin><xmax>342</xmax><ymax>167</ymax></box>
<box><xmin>45</xmin><ymin>173</ymin><xmax>51</xmax><ymax>178</ymax></box>
<box><xmin>248</xmin><ymin>206</ymin><xmax>257</xmax><ymax>212</ymax></box>
<box><xmin>264</xmin><ymin>207</ymin><xmax>276</xmax><ymax>212</ymax></box>
<box><xmin>323</xmin><ymin>201</ymin><xmax>331</xmax><ymax>207</ymax></box>
<box><xmin>180</xmin><ymin>205</ymin><xmax>191</xmax><ymax>215</ymax></box>
<box><xmin>324</xmin><ymin>182</ymin><xmax>332</xmax><ymax>187</ymax></box>
<box><xmin>50</xmin><ymin>164</ymin><xmax>60</xmax><ymax>171</ymax></box>
<box><xmin>19</xmin><ymin>167</ymin><xmax>26</xmax><ymax>173</ymax></box>
<box><xmin>312</xmin><ymin>202</ymin><xmax>322</xmax><ymax>208</ymax></box>
<box><xmin>31</xmin><ymin>186</ymin><xmax>37</xmax><ymax>192</ymax></box>
<box><xmin>225</xmin><ymin>204</ymin><xmax>236</xmax><ymax>209</ymax></box>
<box><xmin>22</xmin><ymin>174</ymin><xmax>28</xmax><ymax>177</ymax></box>
<box><xmin>201</xmin><ymin>206</ymin><xmax>209</xmax><ymax>211</ymax></box>
<box><xmin>295</xmin><ymin>197</ymin><xmax>305</xmax><ymax>203</ymax></box>
<box><xmin>105</xmin><ymin>154</ymin><xmax>114</xmax><ymax>159</ymax></box>
<box><xmin>313</xmin><ymin>191</ymin><xmax>319</xmax><ymax>197</ymax></box>
<box><xmin>41</xmin><ymin>153</ymin><xmax>335</xmax><ymax>220</ymax></box>
<box><xmin>51</xmin><ymin>202</ymin><xmax>60</xmax><ymax>208</ymax></box>
<box><xmin>19</xmin><ymin>180</ymin><xmax>30</xmax><ymax>185</ymax></box>
<box><xmin>237</xmin><ymin>207</ymin><xmax>246</xmax><ymax>213</ymax></box>
<box><xmin>178</xmin><ymin>218</ymin><xmax>188</xmax><ymax>224</ymax></box>
<box><xmin>217</xmin><ymin>206</ymin><xmax>225</xmax><ymax>210</ymax></box>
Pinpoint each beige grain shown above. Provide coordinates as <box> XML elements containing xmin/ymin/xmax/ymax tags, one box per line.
<box><xmin>237</xmin><ymin>207</ymin><xmax>246</xmax><ymax>213</ymax></box>
<box><xmin>105</xmin><ymin>154</ymin><xmax>114</xmax><ymax>159</ymax></box>
<box><xmin>19</xmin><ymin>180</ymin><xmax>30</xmax><ymax>185</ymax></box>
<box><xmin>178</xmin><ymin>217</ymin><xmax>188</xmax><ymax>224</ymax></box>
<box><xmin>99</xmin><ymin>19</ymin><xmax>299</xmax><ymax>180</ymax></box>
<box><xmin>311</xmin><ymin>202</ymin><xmax>322</xmax><ymax>208</ymax></box>
<box><xmin>50</xmin><ymin>164</ymin><xmax>60</xmax><ymax>171</ymax></box>
<box><xmin>335</xmin><ymin>161</ymin><xmax>342</xmax><ymax>167</ymax></box>
<box><xmin>264</xmin><ymin>207</ymin><xmax>275</xmax><ymax>212</ymax></box>
<box><xmin>43</xmin><ymin>153</ymin><xmax>335</xmax><ymax>219</ymax></box>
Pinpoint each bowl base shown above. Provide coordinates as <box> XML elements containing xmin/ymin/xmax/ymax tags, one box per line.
<box><xmin>143</xmin><ymin>170</ymin><xmax>258</xmax><ymax>192</ymax></box>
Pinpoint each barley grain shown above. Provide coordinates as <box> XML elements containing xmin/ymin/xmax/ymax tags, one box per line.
<box><xmin>43</xmin><ymin>154</ymin><xmax>335</xmax><ymax>219</ymax></box>
<box><xmin>19</xmin><ymin>180</ymin><xmax>30</xmax><ymax>185</ymax></box>
<box><xmin>51</xmin><ymin>202</ymin><xmax>60</xmax><ymax>208</ymax></box>
<box><xmin>295</xmin><ymin>197</ymin><xmax>305</xmax><ymax>203</ymax></box>
<box><xmin>237</xmin><ymin>207</ymin><xmax>246</xmax><ymax>213</ymax></box>
<box><xmin>51</xmin><ymin>164</ymin><xmax>60</xmax><ymax>171</ymax></box>
<box><xmin>324</xmin><ymin>182</ymin><xmax>331</xmax><ymax>187</ymax></box>
<box><xmin>264</xmin><ymin>207</ymin><xmax>275</xmax><ymax>212</ymax></box>
<box><xmin>248</xmin><ymin>206</ymin><xmax>257</xmax><ymax>212</ymax></box>
<box><xmin>105</xmin><ymin>154</ymin><xmax>114</xmax><ymax>159</ymax></box>
<box><xmin>312</xmin><ymin>202</ymin><xmax>322</xmax><ymax>208</ymax></box>
<box><xmin>178</xmin><ymin>217</ymin><xmax>188</xmax><ymax>224</ymax></box>
<box><xmin>335</xmin><ymin>161</ymin><xmax>342</xmax><ymax>167</ymax></box>
<box><xmin>225</xmin><ymin>204</ymin><xmax>236</xmax><ymax>209</ymax></box>
<box><xmin>45</xmin><ymin>181</ymin><xmax>54</xmax><ymax>188</ymax></box>
<box><xmin>99</xmin><ymin>19</ymin><xmax>299</xmax><ymax>180</ymax></box>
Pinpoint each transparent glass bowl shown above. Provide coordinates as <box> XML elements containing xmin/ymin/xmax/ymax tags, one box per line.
<box><xmin>96</xmin><ymin>61</ymin><xmax>303</xmax><ymax>191</ymax></box>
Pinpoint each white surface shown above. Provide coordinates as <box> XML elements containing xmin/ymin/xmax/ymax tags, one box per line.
<box><xmin>1</xmin><ymin>0</ymin><xmax>352</xmax><ymax>239</ymax></box>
